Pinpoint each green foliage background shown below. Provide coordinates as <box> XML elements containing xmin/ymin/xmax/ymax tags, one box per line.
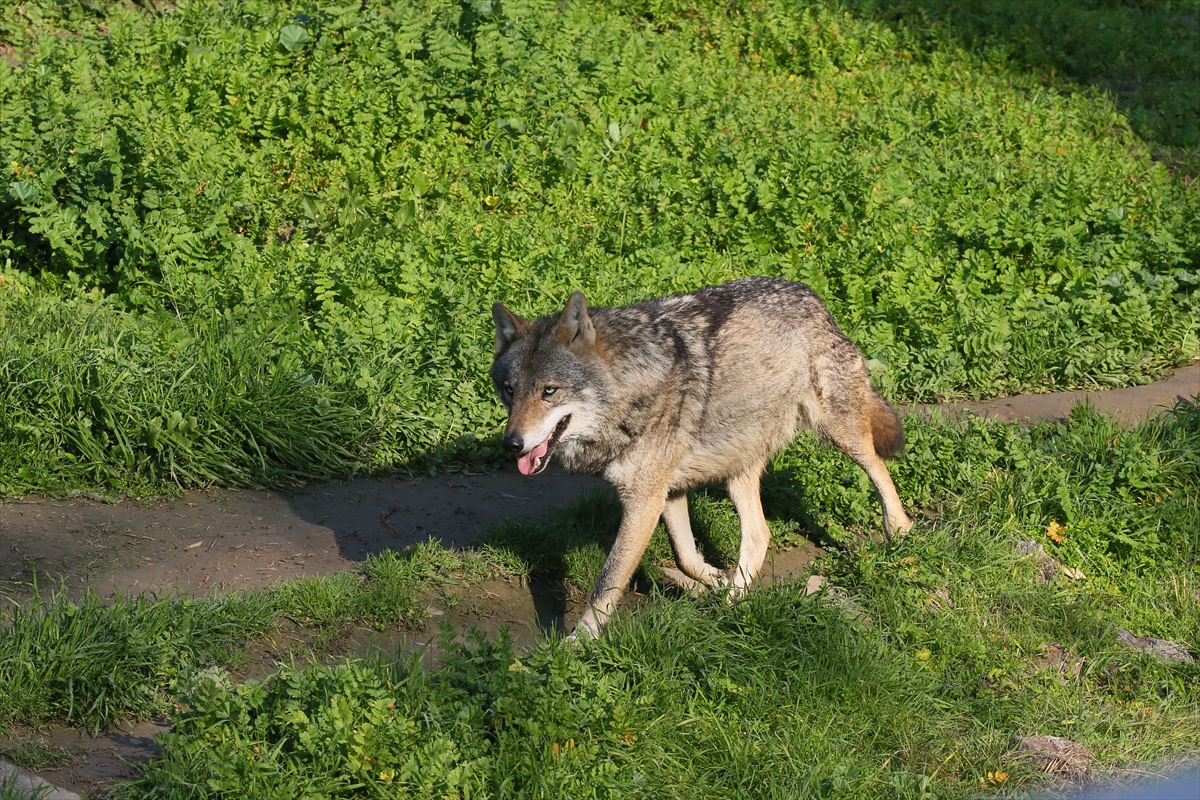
<box><xmin>1</xmin><ymin>0</ymin><xmax>1198</xmax><ymax>492</ymax></box>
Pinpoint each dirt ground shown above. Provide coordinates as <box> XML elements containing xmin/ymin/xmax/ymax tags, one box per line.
<box><xmin>1</xmin><ymin>362</ymin><xmax>1196</xmax><ymax>797</ymax></box>
<box><xmin>0</xmin><ymin>467</ymin><xmax>602</xmax><ymax>604</ymax></box>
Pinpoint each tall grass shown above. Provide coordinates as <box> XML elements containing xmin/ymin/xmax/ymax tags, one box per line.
<box><xmin>0</xmin><ymin>583</ymin><xmax>274</xmax><ymax>733</ymax></box>
<box><xmin>0</xmin><ymin>291</ymin><xmax>366</xmax><ymax>493</ymax></box>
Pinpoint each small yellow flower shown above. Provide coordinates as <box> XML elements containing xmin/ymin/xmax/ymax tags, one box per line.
<box><xmin>1046</xmin><ymin>521</ymin><xmax>1064</xmax><ymax>544</ymax></box>
<box><xmin>916</xmin><ymin>648</ymin><xmax>932</xmax><ymax>661</ymax></box>
<box><xmin>980</xmin><ymin>770</ymin><xmax>1008</xmax><ymax>786</ymax></box>
<box><xmin>378</xmin><ymin>769</ymin><xmax>395</xmax><ymax>784</ymax></box>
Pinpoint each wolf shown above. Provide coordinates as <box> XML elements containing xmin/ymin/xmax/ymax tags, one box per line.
<box><xmin>490</xmin><ymin>276</ymin><xmax>912</xmax><ymax>638</ymax></box>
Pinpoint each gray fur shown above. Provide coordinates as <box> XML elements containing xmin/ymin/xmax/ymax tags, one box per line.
<box><xmin>491</xmin><ymin>277</ymin><xmax>912</xmax><ymax>637</ymax></box>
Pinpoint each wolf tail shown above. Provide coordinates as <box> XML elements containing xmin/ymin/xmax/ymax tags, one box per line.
<box><xmin>869</xmin><ymin>397</ymin><xmax>906</xmax><ymax>459</ymax></box>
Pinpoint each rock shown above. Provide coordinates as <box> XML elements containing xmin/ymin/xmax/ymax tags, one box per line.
<box><xmin>1012</xmin><ymin>735</ymin><xmax>1094</xmax><ymax>774</ymax></box>
<box><xmin>802</xmin><ymin>575</ymin><xmax>871</xmax><ymax>627</ymax></box>
<box><xmin>1113</xmin><ymin>626</ymin><xmax>1195</xmax><ymax>664</ymax></box>
<box><xmin>0</xmin><ymin>759</ymin><xmax>80</xmax><ymax>800</ymax></box>
<box><xmin>1016</xmin><ymin>538</ymin><xmax>1043</xmax><ymax>556</ymax></box>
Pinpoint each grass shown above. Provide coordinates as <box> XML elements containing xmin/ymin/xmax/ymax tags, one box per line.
<box><xmin>1</xmin><ymin>0</ymin><xmax>1198</xmax><ymax>494</ymax></box>
<box><xmin>0</xmin><ymin>542</ymin><xmax>518</xmax><ymax>733</ymax></box>
<box><xmin>0</xmin><ymin>771</ymin><xmax>50</xmax><ymax>800</ymax></box>
<box><xmin>1</xmin><ymin>403</ymin><xmax>1195</xmax><ymax>796</ymax></box>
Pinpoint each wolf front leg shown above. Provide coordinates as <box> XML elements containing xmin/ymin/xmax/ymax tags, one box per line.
<box><xmin>573</xmin><ymin>487</ymin><xmax>668</xmax><ymax>638</ymax></box>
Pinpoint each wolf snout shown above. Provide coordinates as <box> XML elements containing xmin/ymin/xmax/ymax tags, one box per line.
<box><xmin>502</xmin><ymin>432</ymin><xmax>524</xmax><ymax>453</ymax></box>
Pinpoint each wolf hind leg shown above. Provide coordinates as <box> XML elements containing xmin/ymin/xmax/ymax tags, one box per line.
<box><xmin>726</xmin><ymin>462</ymin><xmax>771</xmax><ymax>598</ymax></box>
<box><xmin>820</xmin><ymin>402</ymin><xmax>912</xmax><ymax>540</ymax></box>
<box><xmin>661</xmin><ymin>492</ymin><xmax>723</xmax><ymax>592</ymax></box>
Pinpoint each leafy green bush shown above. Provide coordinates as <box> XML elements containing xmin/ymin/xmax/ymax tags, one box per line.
<box><xmin>1</xmin><ymin>0</ymin><xmax>1198</xmax><ymax>491</ymax></box>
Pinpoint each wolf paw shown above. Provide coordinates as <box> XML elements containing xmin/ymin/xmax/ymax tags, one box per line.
<box><xmin>659</xmin><ymin>567</ymin><xmax>709</xmax><ymax>596</ymax></box>
<box><xmin>566</xmin><ymin>616</ymin><xmax>601</xmax><ymax>643</ymax></box>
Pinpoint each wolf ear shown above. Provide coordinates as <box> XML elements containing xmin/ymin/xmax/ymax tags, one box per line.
<box><xmin>492</xmin><ymin>302</ymin><xmax>530</xmax><ymax>356</ymax></box>
<box><xmin>556</xmin><ymin>291</ymin><xmax>595</xmax><ymax>351</ymax></box>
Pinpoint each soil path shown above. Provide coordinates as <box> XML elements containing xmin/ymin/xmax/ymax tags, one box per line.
<box><xmin>911</xmin><ymin>362</ymin><xmax>1199</xmax><ymax>427</ymax></box>
<box><xmin>3</xmin><ymin>364</ymin><xmax>1194</xmax><ymax>606</ymax></box>
<box><xmin>0</xmin><ymin>363</ymin><xmax>1196</xmax><ymax>797</ymax></box>
<box><xmin>0</xmin><ymin>468</ymin><xmax>600</xmax><ymax>603</ymax></box>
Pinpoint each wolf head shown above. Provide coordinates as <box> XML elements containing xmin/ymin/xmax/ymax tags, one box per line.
<box><xmin>490</xmin><ymin>292</ymin><xmax>602</xmax><ymax>475</ymax></box>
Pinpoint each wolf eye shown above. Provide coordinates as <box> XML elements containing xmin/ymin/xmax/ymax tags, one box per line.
<box><xmin>502</xmin><ymin>384</ymin><xmax>513</xmax><ymax>398</ymax></box>
<box><xmin>542</xmin><ymin>386</ymin><xmax>558</xmax><ymax>399</ymax></box>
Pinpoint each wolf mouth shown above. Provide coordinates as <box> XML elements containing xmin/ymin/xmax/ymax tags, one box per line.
<box><xmin>518</xmin><ymin>415</ymin><xmax>571</xmax><ymax>476</ymax></box>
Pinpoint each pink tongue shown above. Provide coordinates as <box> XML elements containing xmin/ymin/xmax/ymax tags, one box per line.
<box><xmin>517</xmin><ymin>439</ymin><xmax>550</xmax><ymax>476</ymax></box>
